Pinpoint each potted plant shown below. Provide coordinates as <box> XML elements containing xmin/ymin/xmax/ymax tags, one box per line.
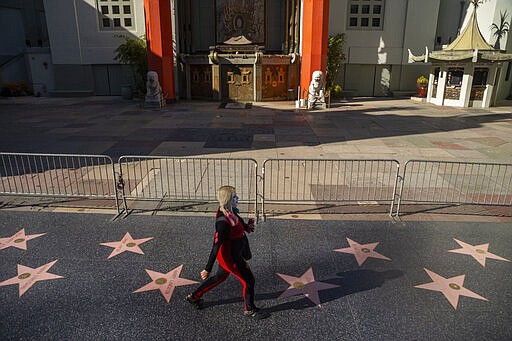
<box><xmin>114</xmin><ymin>36</ymin><xmax>148</xmax><ymax>98</ymax></box>
<box><xmin>416</xmin><ymin>75</ymin><xmax>429</xmax><ymax>97</ymax></box>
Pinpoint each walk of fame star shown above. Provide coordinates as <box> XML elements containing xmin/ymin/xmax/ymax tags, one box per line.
<box><xmin>133</xmin><ymin>264</ymin><xmax>198</xmax><ymax>303</ymax></box>
<box><xmin>334</xmin><ymin>237</ymin><xmax>391</xmax><ymax>266</ymax></box>
<box><xmin>0</xmin><ymin>260</ymin><xmax>63</xmax><ymax>297</ymax></box>
<box><xmin>100</xmin><ymin>232</ymin><xmax>153</xmax><ymax>259</ymax></box>
<box><xmin>0</xmin><ymin>228</ymin><xmax>46</xmax><ymax>251</ymax></box>
<box><xmin>276</xmin><ymin>267</ymin><xmax>339</xmax><ymax>307</ymax></box>
<box><xmin>414</xmin><ymin>268</ymin><xmax>488</xmax><ymax>309</ymax></box>
<box><xmin>448</xmin><ymin>239</ymin><xmax>510</xmax><ymax>267</ymax></box>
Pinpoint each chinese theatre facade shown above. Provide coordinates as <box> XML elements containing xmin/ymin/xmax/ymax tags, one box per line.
<box><xmin>144</xmin><ymin>0</ymin><xmax>329</xmax><ymax>102</ymax></box>
<box><xmin>176</xmin><ymin>0</ymin><xmax>300</xmax><ymax>101</ymax></box>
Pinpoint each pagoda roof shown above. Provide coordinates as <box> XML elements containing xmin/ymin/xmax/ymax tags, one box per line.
<box><xmin>408</xmin><ymin>2</ymin><xmax>512</xmax><ymax>63</ymax></box>
<box><xmin>443</xmin><ymin>5</ymin><xmax>495</xmax><ymax>51</ymax></box>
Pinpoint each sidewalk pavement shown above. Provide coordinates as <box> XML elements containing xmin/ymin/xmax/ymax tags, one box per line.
<box><xmin>0</xmin><ymin>211</ymin><xmax>511</xmax><ymax>340</ymax></box>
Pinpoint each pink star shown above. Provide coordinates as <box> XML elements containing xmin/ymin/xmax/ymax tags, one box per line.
<box><xmin>276</xmin><ymin>267</ymin><xmax>339</xmax><ymax>307</ymax></box>
<box><xmin>133</xmin><ymin>264</ymin><xmax>198</xmax><ymax>303</ymax></box>
<box><xmin>334</xmin><ymin>237</ymin><xmax>391</xmax><ymax>266</ymax></box>
<box><xmin>100</xmin><ymin>232</ymin><xmax>153</xmax><ymax>259</ymax></box>
<box><xmin>414</xmin><ymin>268</ymin><xmax>488</xmax><ymax>309</ymax></box>
<box><xmin>449</xmin><ymin>239</ymin><xmax>510</xmax><ymax>267</ymax></box>
<box><xmin>0</xmin><ymin>228</ymin><xmax>46</xmax><ymax>250</ymax></box>
<box><xmin>0</xmin><ymin>260</ymin><xmax>63</xmax><ymax>297</ymax></box>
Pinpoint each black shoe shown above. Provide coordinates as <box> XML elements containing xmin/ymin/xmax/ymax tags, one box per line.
<box><xmin>244</xmin><ymin>308</ymin><xmax>270</xmax><ymax>320</ymax></box>
<box><xmin>186</xmin><ymin>294</ymin><xmax>203</xmax><ymax>309</ymax></box>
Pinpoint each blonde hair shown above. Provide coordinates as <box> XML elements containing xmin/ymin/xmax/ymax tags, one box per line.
<box><xmin>217</xmin><ymin>185</ymin><xmax>236</xmax><ymax>213</ymax></box>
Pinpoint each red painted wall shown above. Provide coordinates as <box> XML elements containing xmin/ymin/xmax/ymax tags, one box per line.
<box><xmin>300</xmin><ymin>0</ymin><xmax>330</xmax><ymax>98</ymax></box>
<box><xmin>144</xmin><ymin>0</ymin><xmax>175</xmax><ymax>100</ymax></box>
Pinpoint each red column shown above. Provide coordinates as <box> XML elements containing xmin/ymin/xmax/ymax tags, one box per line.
<box><xmin>300</xmin><ymin>0</ymin><xmax>329</xmax><ymax>98</ymax></box>
<box><xmin>144</xmin><ymin>0</ymin><xmax>175</xmax><ymax>100</ymax></box>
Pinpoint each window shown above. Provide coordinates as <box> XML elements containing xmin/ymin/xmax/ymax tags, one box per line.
<box><xmin>348</xmin><ymin>0</ymin><xmax>384</xmax><ymax>30</ymax></box>
<box><xmin>97</xmin><ymin>0</ymin><xmax>135</xmax><ymax>30</ymax></box>
<box><xmin>473</xmin><ymin>68</ymin><xmax>488</xmax><ymax>86</ymax></box>
<box><xmin>447</xmin><ymin>68</ymin><xmax>464</xmax><ymax>87</ymax></box>
<box><xmin>433</xmin><ymin>67</ymin><xmax>440</xmax><ymax>85</ymax></box>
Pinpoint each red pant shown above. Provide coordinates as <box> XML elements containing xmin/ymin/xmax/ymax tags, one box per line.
<box><xmin>192</xmin><ymin>243</ymin><xmax>256</xmax><ymax>310</ymax></box>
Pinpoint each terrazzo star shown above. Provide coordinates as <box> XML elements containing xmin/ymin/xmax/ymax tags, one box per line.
<box><xmin>449</xmin><ymin>238</ymin><xmax>510</xmax><ymax>267</ymax></box>
<box><xmin>0</xmin><ymin>260</ymin><xmax>63</xmax><ymax>297</ymax></box>
<box><xmin>414</xmin><ymin>268</ymin><xmax>488</xmax><ymax>309</ymax></box>
<box><xmin>0</xmin><ymin>228</ymin><xmax>46</xmax><ymax>251</ymax></box>
<box><xmin>276</xmin><ymin>267</ymin><xmax>339</xmax><ymax>307</ymax></box>
<box><xmin>133</xmin><ymin>264</ymin><xmax>198</xmax><ymax>303</ymax></box>
<box><xmin>100</xmin><ymin>232</ymin><xmax>153</xmax><ymax>259</ymax></box>
<box><xmin>334</xmin><ymin>237</ymin><xmax>391</xmax><ymax>266</ymax></box>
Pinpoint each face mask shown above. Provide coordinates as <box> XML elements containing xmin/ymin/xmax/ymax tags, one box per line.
<box><xmin>232</xmin><ymin>194</ymin><xmax>239</xmax><ymax>208</ymax></box>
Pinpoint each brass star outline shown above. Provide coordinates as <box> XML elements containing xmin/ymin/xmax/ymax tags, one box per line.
<box><xmin>0</xmin><ymin>260</ymin><xmax>64</xmax><ymax>297</ymax></box>
<box><xmin>133</xmin><ymin>264</ymin><xmax>198</xmax><ymax>303</ymax></box>
<box><xmin>276</xmin><ymin>267</ymin><xmax>339</xmax><ymax>307</ymax></box>
<box><xmin>414</xmin><ymin>268</ymin><xmax>488</xmax><ymax>309</ymax></box>
<box><xmin>449</xmin><ymin>239</ymin><xmax>510</xmax><ymax>267</ymax></box>
<box><xmin>0</xmin><ymin>228</ymin><xmax>46</xmax><ymax>251</ymax></box>
<box><xmin>100</xmin><ymin>232</ymin><xmax>154</xmax><ymax>259</ymax></box>
<box><xmin>334</xmin><ymin>237</ymin><xmax>391</xmax><ymax>266</ymax></box>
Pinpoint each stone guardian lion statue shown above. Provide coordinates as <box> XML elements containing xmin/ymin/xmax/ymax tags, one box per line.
<box><xmin>308</xmin><ymin>70</ymin><xmax>326</xmax><ymax>109</ymax></box>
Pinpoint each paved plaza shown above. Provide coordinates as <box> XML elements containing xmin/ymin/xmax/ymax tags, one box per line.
<box><xmin>1</xmin><ymin>96</ymin><xmax>512</xmax><ymax>165</ymax></box>
<box><xmin>0</xmin><ymin>96</ymin><xmax>512</xmax><ymax>339</ymax></box>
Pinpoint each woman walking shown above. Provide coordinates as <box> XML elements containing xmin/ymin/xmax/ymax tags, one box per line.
<box><xmin>186</xmin><ymin>185</ymin><xmax>268</xmax><ymax>319</ymax></box>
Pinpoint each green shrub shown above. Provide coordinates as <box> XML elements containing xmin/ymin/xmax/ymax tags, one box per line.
<box><xmin>326</xmin><ymin>34</ymin><xmax>346</xmax><ymax>90</ymax></box>
<box><xmin>329</xmin><ymin>84</ymin><xmax>343</xmax><ymax>99</ymax></box>
<box><xmin>114</xmin><ymin>36</ymin><xmax>148</xmax><ymax>97</ymax></box>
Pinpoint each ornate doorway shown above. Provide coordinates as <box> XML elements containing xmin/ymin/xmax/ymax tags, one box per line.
<box><xmin>221</xmin><ymin>65</ymin><xmax>253</xmax><ymax>101</ymax></box>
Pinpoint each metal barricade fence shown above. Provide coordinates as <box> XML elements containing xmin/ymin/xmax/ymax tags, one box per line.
<box><xmin>262</xmin><ymin>159</ymin><xmax>400</xmax><ymax>219</ymax></box>
<box><xmin>118</xmin><ymin>156</ymin><xmax>258</xmax><ymax>215</ymax></box>
<box><xmin>396</xmin><ymin>160</ymin><xmax>512</xmax><ymax>216</ymax></box>
<box><xmin>0</xmin><ymin>153</ymin><xmax>118</xmax><ymax>211</ymax></box>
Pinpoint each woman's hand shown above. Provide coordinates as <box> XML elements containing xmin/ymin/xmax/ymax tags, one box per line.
<box><xmin>247</xmin><ymin>218</ymin><xmax>255</xmax><ymax>233</ymax></box>
<box><xmin>200</xmin><ymin>270</ymin><xmax>210</xmax><ymax>280</ymax></box>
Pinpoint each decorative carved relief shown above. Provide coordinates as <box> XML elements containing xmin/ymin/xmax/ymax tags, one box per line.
<box><xmin>262</xmin><ymin>65</ymin><xmax>288</xmax><ymax>100</ymax></box>
<box><xmin>216</xmin><ymin>0</ymin><xmax>264</xmax><ymax>44</ymax></box>
<box><xmin>222</xmin><ymin>65</ymin><xmax>254</xmax><ymax>101</ymax></box>
<box><xmin>190</xmin><ymin>65</ymin><xmax>213</xmax><ymax>99</ymax></box>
